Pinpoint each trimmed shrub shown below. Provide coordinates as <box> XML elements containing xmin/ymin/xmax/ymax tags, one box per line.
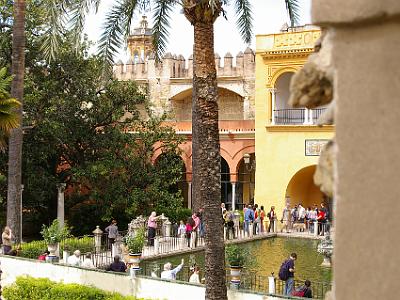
<box><xmin>18</xmin><ymin>236</ymin><xmax>95</xmax><ymax>259</ymax></box>
<box><xmin>3</xmin><ymin>276</ymin><xmax>141</xmax><ymax>300</ymax></box>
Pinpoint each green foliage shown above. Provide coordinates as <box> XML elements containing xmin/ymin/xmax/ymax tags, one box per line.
<box><xmin>124</xmin><ymin>227</ymin><xmax>145</xmax><ymax>254</ymax></box>
<box><xmin>19</xmin><ymin>236</ymin><xmax>94</xmax><ymax>259</ymax></box>
<box><xmin>225</xmin><ymin>244</ymin><xmax>255</xmax><ymax>268</ymax></box>
<box><xmin>161</xmin><ymin>208</ymin><xmax>192</xmax><ymax>225</ymax></box>
<box><xmin>0</xmin><ymin>67</ymin><xmax>21</xmax><ymax>149</ymax></box>
<box><xmin>2</xmin><ymin>276</ymin><xmax>141</xmax><ymax>300</ymax></box>
<box><xmin>18</xmin><ymin>239</ymin><xmax>47</xmax><ymax>259</ymax></box>
<box><xmin>0</xmin><ymin>21</ymin><xmax>185</xmax><ymax>235</ymax></box>
<box><xmin>40</xmin><ymin>219</ymin><xmax>71</xmax><ymax>244</ymax></box>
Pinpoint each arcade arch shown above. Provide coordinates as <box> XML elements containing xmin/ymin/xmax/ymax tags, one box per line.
<box><xmin>170</xmin><ymin>87</ymin><xmax>244</xmax><ymax>121</ymax></box>
<box><xmin>285</xmin><ymin>165</ymin><xmax>324</xmax><ymax>209</ymax></box>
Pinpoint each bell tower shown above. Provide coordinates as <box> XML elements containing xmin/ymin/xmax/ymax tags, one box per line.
<box><xmin>127</xmin><ymin>16</ymin><xmax>154</xmax><ymax>62</ymax></box>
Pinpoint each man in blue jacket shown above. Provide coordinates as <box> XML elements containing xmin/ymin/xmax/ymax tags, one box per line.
<box><xmin>244</xmin><ymin>204</ymin><xmax>254</xmax><ymax>236</ymax></box>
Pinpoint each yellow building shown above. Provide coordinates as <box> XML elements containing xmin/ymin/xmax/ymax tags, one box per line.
<box><xmin>254</xmin><ymin>26</ymin><xmax>334</xmax><ymax>217</ymax></box>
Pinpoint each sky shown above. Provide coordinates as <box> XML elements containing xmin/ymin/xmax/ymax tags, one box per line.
<box><xmin>84</xmin><ymin>0</ymin><xmax>312</xmax><ymax>61</ymax></box>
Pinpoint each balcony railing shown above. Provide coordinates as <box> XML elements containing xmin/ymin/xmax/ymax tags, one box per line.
<box><xmin>273</xmin><ymin>108</ymin><xmax>327</xmax><ymax>125</ymax></box>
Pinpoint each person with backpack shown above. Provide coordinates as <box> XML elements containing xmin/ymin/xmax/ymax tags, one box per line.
<box><xmin>292</xmin><ymin>279</ymin><xmax>313</xmax><ymax>298</ymax></box>
<box><xmin>279</xmin><ymin>252</ymin><xmax>297</xmax><ymax>296</ymax></box>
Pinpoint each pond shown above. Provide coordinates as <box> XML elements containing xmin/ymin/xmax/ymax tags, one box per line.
<box><xmin>141</xmin><ymin>237</ymin><xmax>332</xmax><ymax>285</ymax></box>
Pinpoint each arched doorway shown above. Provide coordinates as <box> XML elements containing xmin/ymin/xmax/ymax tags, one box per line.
<box><xmin>237</xmin><ymin>153</ymin><xmax>255</xmax><ymax>209</ymax></box>
<box><xmin>285</xmin><ymin>165</ymin><xmax>323</xmax><ymax>209</ymax></box>
<box><xmin>221</xmin><ymin>157</ymin><xmax>232</xmax><ymax>209</ymax></box>
<box><xmin>155</xmin><ymin>153</ymin><xmax>188</xmax><ymax>207</ymax></box>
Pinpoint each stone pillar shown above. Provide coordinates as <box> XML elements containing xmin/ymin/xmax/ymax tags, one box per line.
<box><xmin>268</xmin><ymin>275</ymin><xmax>276</xmax><ymax>294</ymax></box>
<box><xmin>164</xmin><ymin>220</ymin><xmax>172</xmax><ymax>237</ymax></box>
<box><xmin>231</xmin><ymin>182</ymin><xmax>236</xmax><ymax>211</ymax></box>
<box><xmin>303</xmin><ymin>108</ymin><xmax>309</xmax><ymax>125</ymax></box>
<box><xmin>57</xmin><ymin>183</ymin><xmax>66</xmax><ymax>227</ymax></box>
<box><xmin>314</xmin><ymin>221</ymin><xmax>318</xmax><ymax>237</ymax></box>
<box><xmin>311</xmin><ymin>1</ymin><xmax>400</xmax><ymax>299</ymax></box>
<box><xmin>93</xmin><ymin>226</ymin><xmax>103</xmax><ymax>253</ymax></box>
<box><xmin>309</xmin><ymin>109</ymin><xmax>314</xmax><ymax>124</ymax></box>
<box><xmin>187</xmin><ymin>182</ymin><xmax>192</xmax><ymax>209</ymax></box>
<box><xmin>269</xmin><ymin>88</ymin><xmax>276</xmax><ymax>125</ymax></box>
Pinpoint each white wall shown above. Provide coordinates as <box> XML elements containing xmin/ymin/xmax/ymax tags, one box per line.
<box><xmin>0</xmin><ymin>255</ymin><xmax>285</xmax><ymax>300</ymax></box>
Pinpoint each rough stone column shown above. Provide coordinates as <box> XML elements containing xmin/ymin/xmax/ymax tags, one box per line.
<box><xmin>57</xmin><ymin>183</ymin><xmax>66</xmax><ymax>227</ymax></box>
<box><xmin>312</xmin><ymin>1</ymin><xmax>400</xmax><ymax>299</ymax></box>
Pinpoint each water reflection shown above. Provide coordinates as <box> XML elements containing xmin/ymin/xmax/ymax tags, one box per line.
<box><xmin>144</xmin><ymin>237</ymin><xmax>332</xmax><ymax>284</ymax></box>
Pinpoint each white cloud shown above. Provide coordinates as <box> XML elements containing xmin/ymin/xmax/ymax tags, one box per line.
<box><xmin>84</xmin><ymin>0</ymin><xmax>311</xmax><ymax>61</ymax></box>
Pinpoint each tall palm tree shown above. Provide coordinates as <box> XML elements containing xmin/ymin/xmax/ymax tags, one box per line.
<box><xmin>7</xmin><ymin>0</ymin><xmax>25</xmax><ymax>244</ymax></box>
<box><xmin>42</xmin><ymin>1</ymin><xmax>300</xmax><ymax>299</ymax></box>
<box><xmin>0</xmin><ymin>67</ymin><xmax>22</xmax><ymax>150</ymax></box>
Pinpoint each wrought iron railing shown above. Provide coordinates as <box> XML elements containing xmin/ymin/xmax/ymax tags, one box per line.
<box><xmin>274</xmin><ymin>109</ymin><xmax>305</xmax><ymax>125</ymax></box>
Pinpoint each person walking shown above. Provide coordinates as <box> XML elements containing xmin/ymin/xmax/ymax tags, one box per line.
<box><xmin>259</xmin><ymin>206</ymin><xmax>266</xmax><ymax>233</ymax></box>
<box><xmin>280</xmin><ymin>204</ymin><xmax>291</xmax><ymax>233</ymax></box>
<box><xmin>267</xmin><ymin>206</ymin><xmax>277</xmax><ymax>233</ymax></box>
<box><xmin>192</xmin><ymin>212</ymin><xmax>200</xmax><ymax>247</ymax></box>
<box><xmin>279</xmin><ymin>252</ymin><xmax>297</xmax><ymax>296</ymax></box>
<box><xmin>147</xmin><ymin>211</ymin><xmax>161</xmax><ymax>246</ymax></box>
<box><xmin>2</xmin><ymin>226</ymin><xmax>13</xmax><ymax>254</ymax></box>
<box><xmin>186</xmin><ymin>217</ymin><xmax>195</xmax><ymax>248</ymax></box>
<box><xmin>105</xmin><ymin>220</ymin><xmax>118</xmax><ymax>249</ymax></box>
<box><xmin>244</xmin><ymin>204</ymin><xmax>254</xmax><ymax>236</ymax></box>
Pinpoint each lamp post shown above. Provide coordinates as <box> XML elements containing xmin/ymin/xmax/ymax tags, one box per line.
<box><xmin>57</xmin><ymin>183</ymin><xmax>67</xmax><ymax>227</ymax></box>
<box><xmin>19</xmin><ymin>184</ymin><xmax>24</xmax><ymax>243</ymax></box>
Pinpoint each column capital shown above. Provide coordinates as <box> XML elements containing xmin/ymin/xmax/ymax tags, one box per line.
<box><xmin>57</xmin><ymin>183</ymin><xmax>67</xmax><ymax>192</ymax></box>
<box><xmin>267</xmin><ymin>88</ymin><xmax>277</xmax><ymax>93</ymax></box>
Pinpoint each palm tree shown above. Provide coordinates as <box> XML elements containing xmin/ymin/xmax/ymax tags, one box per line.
<box><xmin>0</xmin><ymin>67</ymin><xmax>21</xmax><ymax>150</ymax></box>
<box><xmin>42</xmin><ymin>1</ymin><xmax>300</xmax><ymax>299</ymax></box>
<box><xmin>7</xmin><ymin>0</ymin><xmax>25</xmax><ymax>244</ymax></box>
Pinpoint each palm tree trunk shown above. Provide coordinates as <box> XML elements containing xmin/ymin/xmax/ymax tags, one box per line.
<box><xmin>7</xmin><ymin>0</ymin><xmax>25</xmax><ymax>244</ymax></box>
<box><xmin>192</xmin><ymin>21</ymin><xmax>227</xmax><ymax>300</ymax></box>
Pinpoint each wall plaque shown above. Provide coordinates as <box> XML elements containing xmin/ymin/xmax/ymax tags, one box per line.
<box><xmin>305</xmin><ymin>139</ymin><xmax>329</xmax><ymax>156</ymax></box>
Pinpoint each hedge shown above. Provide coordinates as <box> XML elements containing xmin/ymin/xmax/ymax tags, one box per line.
<box><xmin>18</xmin><ymin>236</ymin><xmax>95</xmax><ymax>259</ymax></box>
<box><xmin>3</xmin><ymin>276</ymin><xmax>144</xmax><ymax>300</ymax></box>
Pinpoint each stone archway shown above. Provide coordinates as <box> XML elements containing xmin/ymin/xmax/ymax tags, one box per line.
<box><xmin>285</xmin><ymin>165</ymin><xmax>324</xmax><ymax>209</ymax></box>
<box><xmin>170</xmin><ymin>87</ymin><xmax>244</xmax><ymax>121</ymax></box>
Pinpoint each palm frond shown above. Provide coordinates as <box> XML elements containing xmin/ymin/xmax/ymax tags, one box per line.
<box><xmin>285</xmin><ymin>0</ymin><xmax>301</xmax><ymax>27</ymax></box>
<box><xmin>40</xmin><ymin>0</ymin><xmax>71</xmax><ymax>62</ymax></box>
<box><xmin>0</xmin><ymin>68</ymin><xmax>13</xmax><ymax>92</ymax></box>
<box><xmin>97</xmin><ymin>0</ymin><xmax>140</xmax><ymax>76</ymax></box>
<box><xmin>69</xmin><ymin>0</ymin><xmax>102</xmax><ymax>50</ymax></box>
<box><xmin>0</xmin><ymin>98</ymin><xmax>21</xmax><ymax>131</ymax></box>
<box><xmin>234</xmin><ymin>0</ymin><xmax>253</xmax><ymax>44</ymax></box>
<box><xmin>152</xmin><ymin>0</ymin><xmax>174</xmax><ymax>62</ymax></box>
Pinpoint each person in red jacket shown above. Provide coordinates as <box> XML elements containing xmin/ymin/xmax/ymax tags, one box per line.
<box><xmin>317</xmin><ymin>204</ymin><xmax>327</xmax><ymax>236</ymax></box>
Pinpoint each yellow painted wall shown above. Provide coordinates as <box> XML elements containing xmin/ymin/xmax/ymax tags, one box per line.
<box><xmin>254</xmin><ymin>29</ymin><xmax>334</xmax><ymax>220</ymax></box>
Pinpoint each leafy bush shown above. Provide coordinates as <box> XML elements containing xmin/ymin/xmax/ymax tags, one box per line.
<box><xmin>161</xmin><ymin>207</ymin><xmax>192</xmax><ymax>224</ymax></box>
<box><xmin>19</xmin><ymin>236</ymin><xmax>95</xmax><ymax>259</ymax></box>
<box><xmin>124</xmin><ymin>227</ymin><xmax>145</xmax><ymax>254</ymax></box>
<box><xmin>225</xmin><ymin>244</ymin><xmax>255</xmax><ymax>268</ymax></box>
<box><xmin>3</xmin><ymin>276</ymin><xmax>142</xmax><ymax>300</ymax></box>
<box><xmin>40</xmin><ymin>219</ymin><xmax>71</xmax><ymax>244</ymax></box>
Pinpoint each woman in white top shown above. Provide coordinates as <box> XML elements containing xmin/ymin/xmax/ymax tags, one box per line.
<box><xmin>189</xmin><ymin>266</ymin><xmax>200</xmax><ymax>284</ymax></box>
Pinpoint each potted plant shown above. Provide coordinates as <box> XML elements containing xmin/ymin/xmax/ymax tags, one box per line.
<box><xmin>225</xmin><ymin>244</ymin><xmax>254</xmax><ymax>288</ymax></box>
<box><xmin>123</xmin><ymin>227</ymin><xmax>145</xmax><ymax>270</ymax></box>
<box><xmin>40</xmin><ymin>219</ymin><xmax>70</xmax><ymax>262</ymax></box>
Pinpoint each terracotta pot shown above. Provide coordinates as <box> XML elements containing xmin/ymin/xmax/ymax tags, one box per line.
<box><xmin>128</xmin><ymin>253</ymin><xmax>142</xmax><ymax>270</ymax></box>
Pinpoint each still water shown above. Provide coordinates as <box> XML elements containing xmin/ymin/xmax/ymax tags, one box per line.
<box><xmin>144</xmin><ymin>237</ymin><xmax>332</xmax><ymax>284</ymax></box>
